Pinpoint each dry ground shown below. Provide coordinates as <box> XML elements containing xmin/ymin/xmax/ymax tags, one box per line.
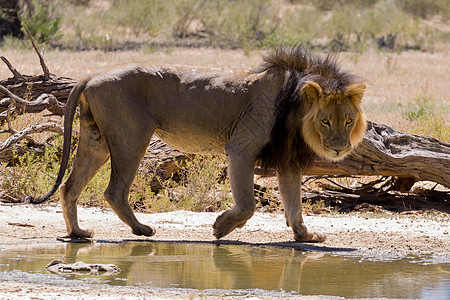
<box><xmin>1</xmin><ymin>203</ymin><xmax>449</xmax><ymax>256</ymax></box>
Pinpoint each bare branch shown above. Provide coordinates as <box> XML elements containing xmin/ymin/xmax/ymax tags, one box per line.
<box><xmin>0</xmin><ymin>84</ymin><xmax>29</xmax><ymax>106</ymax></box>
<box><xmin>0</xmin><ymin>122</ymin><xmax>63</xmax><ymax>156</ymax></box>
<box><xmin>23</xmin><ymin>26</ymin><xmax>52</xmax><ymax>80</ymax></box>
<box><xmin>0</xmin><ymin>85</ymin><xmax>64</xmax><ymax>122</ymax></box>
<box><xmin>0</xmin><ymin>56</ymin><xmax>26</xmax><ymax>81</ymax></box>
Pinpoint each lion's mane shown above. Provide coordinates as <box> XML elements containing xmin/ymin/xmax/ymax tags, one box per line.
<box><xmin>256</xmin><ymin>45</ymin><xmax>366</xmax><ymax>172</ymax></box>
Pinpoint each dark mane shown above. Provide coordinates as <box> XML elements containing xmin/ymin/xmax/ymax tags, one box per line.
<box><xmin>256</xmin><ymin>45</ymin><xmax>363</xmax><ymax>172</ymax></box>
<box><xmin>255</xmin><ymin>44</ymin><xmax>360</xmax><ymax>92</ymax></box>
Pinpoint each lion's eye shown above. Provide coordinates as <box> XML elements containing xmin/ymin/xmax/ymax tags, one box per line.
<box><xmin>321</xmin><ymin>119</ymin><xmax>330</xmax><ymax>126</ymax></box>
<box><xmin>346</xmin><ymin>119</ymin><xmax>353</xmax><ymax>126</ymax></box>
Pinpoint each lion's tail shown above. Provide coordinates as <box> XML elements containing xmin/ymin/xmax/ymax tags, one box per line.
<box><xmin>26</xmin><ymin>78</ymin><xmax>90</xmax><ymax>204</ymax></box>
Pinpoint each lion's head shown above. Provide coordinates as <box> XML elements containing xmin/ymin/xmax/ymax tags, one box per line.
<box><xmin>301</xmin><ymin>81</ymin><xmax>366</xmax><ymax>161</ymax></box>
<box><xmin>257</xmin><ymin>45</ymin><xmax>367</xmax><ymax>171</ymax></box>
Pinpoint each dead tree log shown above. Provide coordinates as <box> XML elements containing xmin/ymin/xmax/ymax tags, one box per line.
<box><xmin>0</xmin><ymin>29</ymin><xmax>72</xmax><ymax>164</ymax></box>
<box><xmin>144</xmin><ymin>122</ymin><xmax>450</xmax><ymax>190</ymax></box>
<box><xmin>0</xmin><ymin>56</ymin><xmax>76</xmax><ymax>106</ymax></box>
<box><xmin>303</xmin><ymin>122</ymin><xmax>450</xmax><ymax>187</ymax></box>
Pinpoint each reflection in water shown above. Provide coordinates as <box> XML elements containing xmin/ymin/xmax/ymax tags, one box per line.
<box><xmin>0</xmin><ymin>241</ymin><xmax>448</xmax><ymax>298</ymax></box>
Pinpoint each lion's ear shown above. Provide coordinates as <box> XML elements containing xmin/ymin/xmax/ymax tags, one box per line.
<box><xmin>345</xmin><ymin>83</ymin><xmax>366</xmax><ymax>104</ymax></box>
<box><xmin>302</xmin><ymin>81</ymin><xmax>323</xmax><ymax>102</ymax></box>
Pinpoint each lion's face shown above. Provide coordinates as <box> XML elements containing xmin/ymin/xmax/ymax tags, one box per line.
<box><xmin>301</xmin><ymin>81</ymin><xmax>367</xmax><ymax>161</ymax></box>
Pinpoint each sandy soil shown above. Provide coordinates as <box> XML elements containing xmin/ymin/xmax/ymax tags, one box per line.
<box><xmin>0</xmin><ymin>203</ymin><xmax>449</xmax><ymax>299</ymax></box>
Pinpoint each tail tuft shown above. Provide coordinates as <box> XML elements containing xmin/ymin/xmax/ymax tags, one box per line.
<box><xmin>25</xmin><ymin>195</ymin><xmax>48</xmax><ymax>204</ymax></box>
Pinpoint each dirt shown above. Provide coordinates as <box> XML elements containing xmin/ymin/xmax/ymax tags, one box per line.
<box><xmin>0</xmin><ymin>203</ymin><xmax>449</xmax><ymax>299</ymax></box>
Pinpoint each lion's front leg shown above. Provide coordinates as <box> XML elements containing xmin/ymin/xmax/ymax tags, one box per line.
<box><xmin>277</xmin><ymin>169</ymin><xmax>325</xmax><ymax>243</ymax></box>
<box><xmin>213</xmin><ymin>154</ymin><xmax>256</xmax><ymax>239</ymax></box>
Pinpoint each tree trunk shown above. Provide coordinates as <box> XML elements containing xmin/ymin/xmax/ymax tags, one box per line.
<box><xmin>0</xmin><ymin>0</ymin><xmax>23</xmax><ymax>41</ymax></box>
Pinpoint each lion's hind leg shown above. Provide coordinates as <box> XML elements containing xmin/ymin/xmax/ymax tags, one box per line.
<box><xmin>102</xmin><ymin>127</ymin><xmax>156</xmax><ymax>237</ymax></box>
<box><xmin>60</xmin><ymin>116</ymin><xmax>110</xmax><ymax>238</ymax></box>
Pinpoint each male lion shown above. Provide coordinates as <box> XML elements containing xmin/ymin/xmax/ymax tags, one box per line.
<box><xmin>28</xmin><ymin>45</ymin><xmax>366</xmax><ymax>242</ymax></box>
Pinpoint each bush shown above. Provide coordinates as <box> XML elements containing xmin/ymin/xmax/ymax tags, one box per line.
<box><xmin>174</xmin><ymin>155</ymin><xmax>232</xmax><ymax>212</ymax></box>
<box><xmin>199</xmin><ymin>0</ymin><xmax>280</xmax><ymax>51</ymax></box>
<box><xmin>0</xmin><ymin>140</ymin><xmax>61</xmax><ymax>202</ymax></box>
<box><xmin>20</xmin><ymin>0</ymin><xmax>61</xmax><ymax>43</ymax></box>
<box><xmin>109</xmin><ymin>0</ymin><xmax>172</xmax><ymax>37</ymax></box>
<box><xmin>37</xmin><ymin>0</ymin><xmax>448</xmax><ymax>52</ymax></box>
<box><xmin>406</xmin><ymin>113</ymin><xmax>450</xmax><ymax>142</ymax></box>
<box><xmin>132</xmin><ymin>155</ymin><xmax>233</xmax><ymax>213</ymax></box>
<box><xmin>401</xmin><ymin>96</ymin><xmax>435</xmax><ymax>121</ymax></box>
<box><xmin>311</xmin><ymin>0</ymin><xmax>378</xmax><ymax>11</ymax></box>
<box><xmin>398</xmin><ymin>0</ymin><xmax>449</xmax><ymax>20</ymax></box>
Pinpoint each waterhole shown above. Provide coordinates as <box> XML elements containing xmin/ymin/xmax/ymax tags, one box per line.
<box><xmin>0</xmin><ymin>241</ymin><xmax>448</xmax><ymax>298</ymax></box>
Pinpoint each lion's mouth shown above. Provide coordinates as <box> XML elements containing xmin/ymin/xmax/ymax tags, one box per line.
<box><xmin>324</xmin><ymin>145</ymin><xmax>352</xmax><ymax>161</ymax></box>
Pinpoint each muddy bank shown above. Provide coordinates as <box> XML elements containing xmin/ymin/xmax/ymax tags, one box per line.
<box><xmin>0</xmin><ymin>203</ymin><xmax>449</xmax><ymax>299</ymax></box>
<box><xmin>1</xmin><ymin>203</ymin><xmax>449</xmax><ymax>257</ymax></box>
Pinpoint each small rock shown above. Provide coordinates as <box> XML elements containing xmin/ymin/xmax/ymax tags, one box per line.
<box><xmin>45</xmin><ymin>259</ymin><xmax>121</xmax><ymax>275</ymax></box>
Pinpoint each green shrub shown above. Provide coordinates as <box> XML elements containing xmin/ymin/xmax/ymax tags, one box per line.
<box><xmin>109</xmin><ymin>0</ymin><xmax>178</xmax><ymax>37</ymax></box>
<box><xmin>199</xmin><ymin>0</ymin><xmax>280</xmax><ymax>51</ymax></box>
<box><xmin>135</xmin><ymin>155</ymin><xmax>233</xmax><ymax>213</ymax></box>
<box><xmin>47</xmin><ymin>0</ymin><xmax>449</xmax><ymax>52</ymax></box>
<box><xmin>92</xmin><ymin>155</ymin><xmax>232</xmax><ymax>212</ymax></box>
<box><xmin>279</xmin><ymin>6</ymin><xmax>323</xmax><ymax>45</ymax></box>
<box><xmin>309</xmin><ymin>0</ymin><xmax>378</xmax><ymax>11</ymax></box>
<box><xmin>400</xmin><ymin>95</ymin><xmax>449</xmax><ymax>142</ymax></box>
<box><xmin>401</xmin><ymin>96</ymin><xmax>435</xmax><ymax>121</ymax></box>
<box><xmin>398</xmin><ymin>0</ymin><xmax>449</xmax><ymax>20</ymax></box>
<box><xmin>20</xmin><ymin>0</ymin><xmax>61</xmax><ymax>43</ymax></box>
<box><xmin>406</xmin><ymin>113</ymin><xmax>450</xmax><ymax>142</ymax></box>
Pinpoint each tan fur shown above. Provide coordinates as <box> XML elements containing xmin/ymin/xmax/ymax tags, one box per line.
<box><xmin>301</xmin><ymin>82</ymin><xmax>367</xmax><ymax>160</ymax></box>
<box><xmin>31</xmin><ymin>45</ymin><xmax>366</xmax><ymax>243</ymax></box>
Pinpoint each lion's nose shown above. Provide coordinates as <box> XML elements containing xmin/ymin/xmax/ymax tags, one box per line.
<box><xmin>332</xmin><ymin>145</ymin><xmax>350</xmax><ymax>156</ymax></box>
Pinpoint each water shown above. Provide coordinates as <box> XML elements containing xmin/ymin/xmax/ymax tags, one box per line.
<box><xmin>0</xmin><ymin>241</ymin><xmax>449</xmax><ymax>299</ymax></box>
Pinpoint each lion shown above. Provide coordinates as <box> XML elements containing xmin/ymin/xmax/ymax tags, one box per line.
<box><xmin>27</xmin><ymin>45</ymin><xmax>366</xmax><ymax>242</ymax></box>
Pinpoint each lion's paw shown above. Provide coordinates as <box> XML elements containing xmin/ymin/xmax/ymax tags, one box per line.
<box><xmin>132</xmin><ymin>224</ymin><xmax>156</xmax><ymax>237</ymax></box>
<box><xmin>213</xmin><ymin>211</ymin><xmax>247</xmax><ymax>239</ymax></box>
<box><xmin>294</xmin><ymin>230</ymin><xmax>326</xmax><ymax>243</ymax></box>
<box><xmin>69</xmin><ymin>228</ymin><xmax>94</xmax><ymax>239</ymax></box>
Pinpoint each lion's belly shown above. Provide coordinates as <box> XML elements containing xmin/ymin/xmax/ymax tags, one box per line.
<box><xmin>154</xmin><ymin>129</ymin><xmax>227</xmax><ymax>155</ymax></box>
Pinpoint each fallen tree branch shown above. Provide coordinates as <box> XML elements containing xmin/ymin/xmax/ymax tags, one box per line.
<box><xmin>307</xmin><ymin>122</ymin><xmax>450</xmax><ymax>188</ymax></box>
<box><xmin>0</xmin><ymin>84</ymin><xmax>65</xmax><ymax>126</ymax></box>
<box><xmin>0</xmin><ymin>75</ymin><xmax>76</xmax><ymax>107</ymax></box>
<box><xmin>145</xmin><ymin>122</ymin><xmax>450</xmax><ymax>190</ymax></box>
<box><xmin>0</xmin><ymin>91</ymin><xmax>64</xmax><ymax>117</ymax></box>
<box><xmin>0</xmin><ymin>56</ymin><xmax>25</xmax><ymax>81</ymax></box>
<box><xmin>0</xmin><ymin>122</ymin><xmax>63</xmax><ymax>148</ymax></box>
<box><xmin>0</xmin><ymin>122</ymin><xmax>63</xmax><ymax>160</ymax></box>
